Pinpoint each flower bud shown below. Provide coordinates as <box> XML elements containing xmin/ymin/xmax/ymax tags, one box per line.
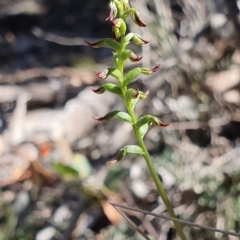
<box><xmin>119</xmin><ymin>50</ymin><xmax>142</xmax><ymax>62</ymax></box>
<box><xmin>107</xmin><ymin>148</ymin><xmax>126</xmax><ymax>164</ymax></box>
<box><xmin>136</xmin><ymin>115</ymin><xmax>169</xmax><ymax>130</ymax></box>
<box><xmin>114</xmin><ymin>0</ymin><xmax>123</xmax><ymax>13</ymax></box>
<box><xmin>140</xmin><ymin>64</ymin><xmax>160</xmax><ymax>75</ymax></box>
<box><xmin>139</xmin><ymin>90</ymin><xmax>149</xmax><ymax>99</ymax></box>
<box><xmin>124</xmin><ymin>33</ymin><xmax>134</xmax><ymax>45</ymax></box>
<box><xmin>129</xmin><ymin>51</ymin><xmax>142</xmax><ymax>62</ymax></box>
<box><xmin>95</xmin><ymin>69</ymin><xmax>109</xmax><ymax>79</ymax></box>
<box><xmin>106</xmin><ymin>1</ymin><xmax>118</xmax><ymax>21</ymax></box>
<box><xmin>150</xmin><ymin>120</ymin><xmax>169</xmax><ymax>127</ymax></box>
<box><xmin>111</xmin><ymin>18</ymin><xmax>126</xmax><ymax>35</ymax></box>
<box><xmin>91</xmin><ymin>85</ymin><xmax>106</xmax><ymax>94</ymax></box>
<box><xmin>122</xmin><ymin>0</ymin><xmax>130</xmax><ymax>10</ymax></box>
<box><xmin>113</xmin><ymin>27</ymin><xmax>121</xmax><ymax>40</ymax></box>
<box><xmin>132</xmin><ymin>34</ymin><xmax>149</xmax><ymax>45</ymax></box>
<box><xmin>107</xmin><ymin>145</ymin><xmax>145</xmax><ymax>164</ymax></box>
<box><xmin>96</xmin><ymin>68</ymin><xmax>122</xmax><ymax>82</ymax></box>
<box><xmin>132</xmin><ymin>11</ymin><xmax>147</xmax><ymax>27</ymax></box>
<box><xmin>125</xmin><ymin>88</ymin><xmax>139</xmax><ymax>102</ymax></box>
<box><xmin>91</xmin><ymin>83</ymin><xmax>122</xmax><ymax>97</ymax></box>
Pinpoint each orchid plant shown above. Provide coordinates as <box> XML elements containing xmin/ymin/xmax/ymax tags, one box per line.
<box><xmin>85</xmin><ymin>0</ymin><xmax>187</xmax><ymax>239</ymax></box>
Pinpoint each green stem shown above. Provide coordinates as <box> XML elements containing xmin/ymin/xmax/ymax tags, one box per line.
<box><xmin>117</xmin><ymin>25</ymin><xmax>187</xmax><ymax>240</ymax></box>
<box><xmin>126</xmin><ymin>105</ymin><xmax>187</xmax><ymax>240</ymax></box>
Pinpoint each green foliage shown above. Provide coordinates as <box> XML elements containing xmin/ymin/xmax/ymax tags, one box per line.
<box><xmin>52</xmin><ymin>154</ymin><xmax>92</xmax><ymax>180</ymax></box>
<box><xmin>104</xmin><ymin>165</ymin><xmax>128</xmax><ymax>191</ymax></box>
<box><xmin>123</xmin><ymin>67</ymin><xmax>141</xmax><ymax>85</ymax></box>
<box><xmin>0</xmin><ymin>202</ymin><xmax>17</xmax><ymax>240</ymax></box>
<box><xmin>51</xmin><ymin>163</ymin><xmax>79</xmax><ymax>179</ymax></box>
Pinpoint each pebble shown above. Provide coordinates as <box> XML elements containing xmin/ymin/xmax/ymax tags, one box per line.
<box><xmin>132</xmin><ymin>179</ymin><xmax>149</xmax><ymax>199</ymax></box>
<box><xmin>35</xmin><ymin>227</ymin><xmax>56</xmax><ymax>240</ymax></box>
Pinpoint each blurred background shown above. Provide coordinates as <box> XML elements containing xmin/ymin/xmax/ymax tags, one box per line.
<box><xmin>0</xmin><ymin>0</ymin><xmax>240</xmax><ymax>239</ymax></box>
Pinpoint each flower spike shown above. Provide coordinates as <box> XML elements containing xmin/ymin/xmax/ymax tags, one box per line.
<box><xmin>86</xmin><ymin>1</ymin><xmax>188</xmax><ymax>238</ymax></box>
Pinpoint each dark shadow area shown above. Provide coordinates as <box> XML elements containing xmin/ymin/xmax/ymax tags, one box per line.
<box><xmin>0</xmin><ymin>0</ymin><xmax>111</xmax><ymax>73</ymax></box>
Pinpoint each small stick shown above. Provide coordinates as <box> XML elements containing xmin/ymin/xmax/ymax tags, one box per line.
<box><xmin>110</xmin><ymin>202</ymin><xmax>240</xmax><ymax>238</ymax></box>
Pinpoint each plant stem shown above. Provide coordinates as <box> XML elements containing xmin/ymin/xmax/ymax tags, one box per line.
<box><xmin>125</xmin><ymin>104</ymin><xmax>187</xmax><ymax>240</ymax></box>
<box><xmin>118</xmin><ymin>33</ymin><xmax>187</xmax><ymax>240</ymax></box>
<box><xmin>137</xmin><ymin>136</ymin><xmax>187</xmax><ymax>239</ymax></box>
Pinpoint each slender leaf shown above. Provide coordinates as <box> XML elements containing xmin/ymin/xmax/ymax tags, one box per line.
<box><xmin>124</xmin><ymin>145</ymin><xmax>144</xmax><ymax>155</ymax></box>
<box><xmin>104</xmin><ymin>38</ymin><xmax>121</xmax><ymax>52</ymax></box>
<box><xmin>51</xmin><ymin>163</ymin><xmax>79</xmax><ymax>177</ymax></box>
<box><xmin>123</xmin><ymin>67</ymin><xmax>141</xmax><ymax>85</ymax></box>
<box><xmin>139</xmin><ymin>123</ymin><xmax>149</xmax><ymax>139</ymax></box>
<box><xmin>93</xmin><ymin>110</ymin><xmax>132</xmax><ymax>124</ymax></box>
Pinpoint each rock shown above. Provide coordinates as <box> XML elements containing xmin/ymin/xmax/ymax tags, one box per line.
<box><xmin>35</xmin><ymin>227</ymin><xmax>56</xmax><ymax>240</ymax></box>
<box><xmin>13</xmin><ymin>190</ymin><xmax>30</xmax><ymax>214</ymax></box>
<box><xmin>51</xmin><ymin>204</ymin><xmax>71</xmax><ymax>227</ymax></box>
<box><xmin>130</xmin><ymin>163</ymin><xmax>142</xmax><ymax>179</ymax></box>
<box><xmin>132</xmin><ymin>179</ymin><xmax>149</xmax><ymax>199</ymax></box>
<box><xmin>3</xmin><ymin>88</ymin><xmax>117</xmax><ymax>146</ymax></box>
<box><xmin>157</xmin><ymin>167</ymin><xmax>176</xmax><ymax>188</ymax></box>
<box><xmin>223</xmin><ymin>90</ymin><xmax>240</xmax><ymax>104</ymax></box>
<box><xmin>166</xmin><ymin>95</ymin><xmax>198</xmax><ymax>120</ymax></box>
<box><xmin>211</xmin><ymin>13</ymin><xmax>227</xmax><ymax>29</ymax></box>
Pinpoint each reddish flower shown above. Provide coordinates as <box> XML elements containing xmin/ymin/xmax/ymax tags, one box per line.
<box><xmin>95</xmin><ymin>69</ymin><xmax>109</xmax><ymax>79</ymax></box>
<box><xmin>110</xmin><ymin>18</ymin><xmax>126</xmax><ymax>36</ymax></box>
<box><xmin>132</xmin><ymin>12</ymin><xmax>147</xmax><ymax>27</ymax></box>
<box><xmin>85</xmin><ymin>39</ymin><xmax>104</xmax><ymax>48</ymax></box>
<box><xmin>106</xmin><ymin>2</ymin><xmax>117</xmax><ymax>22</ymax></box>
<box><xmin>159</xmin><ymin>122</ymin><xmax>169</xmax><ymax>127</ymax></box>
<box><xmin>151</xmin><ymin>64</ymin><xmax>160</xmax><ymax>73</ymax></box>
<box><xmin>90</xmin><ymin>86</ymin><xmax>105</xmax><ymax>94</ymax></box>
<box><xmin>110</xmin><ymin>19</ymin><xmax>120</xmax><ymax>27</ymax></box>
<box><xmin>141</xmin><ymin>64</ymin><xmax>160</xmax><ymax>75</ymax></box>
<box><xmin>112</xmin><ymin>27</ymin><xmax>121</xmax><ymax>40</ymax></box>
<box><xmin>139</xmin><ymin>90</ymin><xmax>149</xmax><ymax>99</ymax></box>
<box><xmin>132</xmin><ymin>89</ymin><xmax>139</xmax><ymax>98</ymax></box>
<box><xmin>149</xmin><ymin>119</ymin><xmax>169</xmax><ymax>127</ymax></box>
<box><xmin>129</xmin><ymin>51</ymin><xmax>143</xmax><ymax>62</ymax></box>
<box><xmin>132</xmin><ymin>34</ymin><xmax>149</xmax><ymax>45</ymax></box>
<box><xmin>122</xmin><ymin>0</ymin><xmax>130</xmax><ymax>10</ymax></box>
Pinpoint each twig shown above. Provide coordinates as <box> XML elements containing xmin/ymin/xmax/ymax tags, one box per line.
<box><xmin>32</xmin><ymin>27</ymin><xmax>98</xmax><ymax>46</ymax></box>
<box><xmin>212</xmin><ymin>147</ymin><xmax>240</xmax><ymax>166</ymax></box>
<box><xmin>61</xmin><ymin>197</ymin><xmax>85</xmax><ymax>240</ymax></box>
<box><xmin>121</xmin><ymin>188</ymin><xmax>159</xmax><ymax>240</ymax></box>
<box><xmin>110</xmin><ymin>203</ymin><xmax>240</xmax><ymax>238</ymax></box>
<box><xmin>224</xmin><ymin>0</ymin><xmax>240</xmax><ymax>48</ymax></box>
<box><xmin>162</xmin><ymin>118</ymin><xmax>229</xmax><ymax>131</ymax></box>
<box><xmin>112</xmin><ymin>205</ymin><xmax>152</xmax><ymax>240</ymax></box>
